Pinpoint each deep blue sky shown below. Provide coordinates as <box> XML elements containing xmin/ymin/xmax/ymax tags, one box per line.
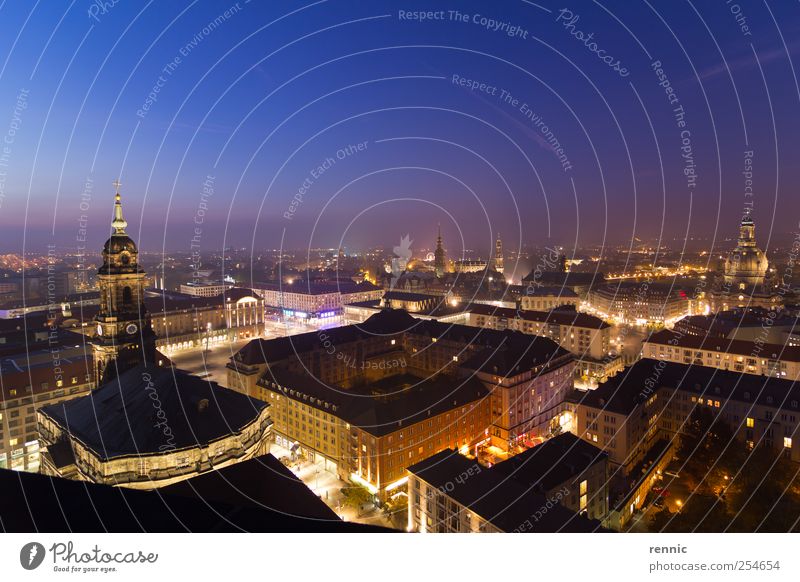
<box><xmin>1</xmin><ymin>0</ymin><xmax>799</xmax><ymax>258</ymax></box>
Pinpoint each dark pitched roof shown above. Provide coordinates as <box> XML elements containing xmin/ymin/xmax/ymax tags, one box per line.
<box><xmin>491</xmin><ymin>432</ymin><xmax>606</xmax><ymax>492</ymax></box>
<box><xmin>571</xmin><ymin>358</ymin><xmax>800</xmax><ymax>414</ymax></box>
<box><xmin>263</xmin><ymin>368</ymin><xmax>489</xmax><ymax>437</ymax></box>
<box><xmin>407</xmin><ymin>449</ymin><xmax>602</xmax><ymax>532</ymax></box>
<box><xmin>519</xmin><ymin>286</ymin><xmax>578</xmax><ymax>297</ymax></box>
<box><xmin>40</xmin><ymin>364</ymin><xmax>268</xmax><ymax>459</ymax></box>
<box><xmin>161</xmin><ymin>454</ymin><xmax>339</xmax><ymax>521</ymax></box>
<box><xmin>522</xmin><ymin>271</ymin><xmax>603</xmax><ymax>287</ymax></box>
<box><xmin>460</xmin><ymin>334</ymin><xmax>573</xmax><ymax>377</ymax></box>
<box><xmin>469</xmin><ymin>303</ymin><xmax>609</xmax><ymax>329</ymax></box>
<box><xmin>234</xmin><ymin>309</ymin><xmax>571</xmax><ymax>370</ymax></box>
<box><xmin>0</xmin><ymin>455</ymin><xmax>388</xmax><ymax>532</ymax></box>
<box><xmin>645</xmin><ymin>328</ymin><xmax>800</xmax><ymax>362</ymax></box>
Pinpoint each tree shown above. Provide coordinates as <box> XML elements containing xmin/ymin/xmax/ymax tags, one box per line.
<box><xmin>341</xmin><ymin>483</ymin><xmax>373</xmax><ymax>512</ymax></box>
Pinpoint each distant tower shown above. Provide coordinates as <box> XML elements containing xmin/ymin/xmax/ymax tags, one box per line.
<box><xmin>91</xmin><ymin>181</ymin><xmax>156</xmax><ymax>386</ymax></box>
<box><xmin>723</xmin><ymin>210</ymin><xmax>768</xmax><ymax>287</ymax></box>
<box><xmin>434</xmin><ymin>224</ymin><xmax>446</xmax><ymax>278</ymax></box>
<box><xmin>494</xmin><ymin>233</ymin><xmax>504</xmax><ymax>276</ymax></box>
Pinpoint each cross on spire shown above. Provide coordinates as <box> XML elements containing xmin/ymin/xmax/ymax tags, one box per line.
<box><xmin>112</xmin><ymin>179</ymin><xmax>122</xmax><ymax>193</ymax></box>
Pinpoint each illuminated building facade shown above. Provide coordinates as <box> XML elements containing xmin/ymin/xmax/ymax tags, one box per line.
<box><xmin>643</xmin><ymin>329</ymin><xmax>800</xmax><ymax>380</ymax></box>
<box><xmin>407</xmin><ymin>435</ymin><xmax>605</xmax><ymax>533</ymax></box>
<box><xmin>179</xmin><ymin>280</ymin><xmax>233</xmax><ymax>297</ymax></box>
<box><xmin>91</xmin><ymin>186</ymin><xmax>157</xmax><ymax>386</ymax></box>
<box><xmin>0</xmin><ymin>348</ymin><xmax>93</xmax><ymax>472</ymax></box>
<box><xmin>519</xmin><ymin>286</ymin><xmax>578</xmax><ymax>311</ymax></box>
<box><xmin>38</xmin><ymin>366</ymin><xmax>272</xmax><ymax>489</ymax></box>
<box><xmin>37</xmin><ymin>188</ymin><xmax>272</xmax><ymax>490</ymax></box>
<box><xmin>227</xmin><ymin>309</ymin><xmax>574</xmax><ymax>498</ymax></box>
<box><xmin>252</xmin><ymin>280</ymin><xmax>382</xmax><ymax>320</ymax></box>
<box><xmin>467</xmin><ymin>304</ymin><xmax>622</xmax><ymax>388</ymax></box>
<box><xmin>585</xmin><ymin>281</ymin><xmax>693</xmax><ymax>326</ymax></box>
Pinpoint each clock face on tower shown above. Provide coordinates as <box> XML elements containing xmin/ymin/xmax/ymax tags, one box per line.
<box><xmin>126</xmin><ymin>323</ymin><xmax>138</xmax><ymax>335</ymax></box>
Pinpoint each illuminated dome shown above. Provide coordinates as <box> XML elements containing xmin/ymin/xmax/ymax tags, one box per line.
<box><xmin>103</xmin><ymin>233</ymin><xmax>137</xmax><ymax>255</ymax></box>
<box><xmin>100</xmin><ymin>189</ymin><xmax>141</xmax><ymax>273</ymax></box>
<box><xmin>723</xmin><ymin>213</ymin><xmax>768</xmax><ymax>287</ymax></box>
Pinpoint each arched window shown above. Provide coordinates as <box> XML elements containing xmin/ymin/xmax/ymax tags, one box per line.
<box><xmin>123</xmin><ymin>286</ymin><xmax>133</xmax><ymax>305</ymax></box>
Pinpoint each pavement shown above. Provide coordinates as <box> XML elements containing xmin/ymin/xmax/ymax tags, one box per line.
<box><xmin>269</xmin><ymin>442</ymin><xmax>396</xmax><ymax>530</ymax></box>
<box><xmin>167</xmin><ymin>338</ymin><xmax>253</xmax><ymax>386</ymax></box>
<box><xmin>166</xmin><ymin>323</ymin><xmax>398</xmax><ymax>530</ymax></box>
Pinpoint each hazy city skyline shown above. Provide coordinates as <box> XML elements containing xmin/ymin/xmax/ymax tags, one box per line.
<box><xmin>2</xmin><ymin>1</ymin><xmax>800</xmax><ymax>254</ymax></box>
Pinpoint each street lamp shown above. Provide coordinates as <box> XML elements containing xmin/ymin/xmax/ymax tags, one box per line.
<box><xmin>204</xmin><ymin>322</ymin><xmax>212</xmax><ymax>352</ymax></box>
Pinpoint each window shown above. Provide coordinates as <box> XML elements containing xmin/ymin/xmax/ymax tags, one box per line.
<box><xmin>746</xmin><ymin>417</ymin><xmax>754</xmax><ymax>428</ymax></box>
<box><xmin>579</xmin><ymin>480</ymin><xmax>587</xmax><ymax>495</ymax></box>
<box><xmin>784</xmin><ymin>437</ymin><xmax>792</xmax><ymax>449</ymax></box>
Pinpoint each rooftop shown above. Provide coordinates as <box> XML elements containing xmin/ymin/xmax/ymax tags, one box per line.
<box><xmin>492</xmin><ymin>432</ymin><xmax>607</xmax><ymax>492</ymax></box>
<box><xmin>407</xmin><ymin>448</ymin><xmax>602</xmax><ymax>532</ymax></box>
<box><xmin>570</xmin><ymin>358</ymin><xmax>800</xmax><ymax>414</ymax></box>
<box><xmin>0</xmin><ymin>455</ymin><xmax>387</xmax><ymax>532</ymax></box>
<box><xmin>40</xmin><ymin>364</ymin><xmax>269</xmax><ymax>460</ymax></box>
<box><xmin>470</xmin><ymin>303</ymin><xmax>609</xmax><ymax>329</ymax></box>
<box><xmin>645</xmin><ymin>328</ymin><xmax>800</xmax><ymax>362</ymax></box>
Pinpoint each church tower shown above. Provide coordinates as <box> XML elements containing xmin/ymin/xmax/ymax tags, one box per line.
<box><xmin>434</xmin><ymin>224</ymin><xmax>446</xmax><ymax>278</ymax></box>
<box><xmin>494</xmin><ymin>233</ymin><xmax>504</xmax><ymax>276</ymax></box>
<box><xmin>91</xmin><ymin>181</ymin><xmax>156</xmax><ymax>386</ymax></box>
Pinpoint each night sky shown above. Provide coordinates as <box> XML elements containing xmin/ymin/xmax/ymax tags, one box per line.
<box><xmin>1</xmin><ymin>0</ymin><xmax>799</xmax><ymax>257</ymax></box>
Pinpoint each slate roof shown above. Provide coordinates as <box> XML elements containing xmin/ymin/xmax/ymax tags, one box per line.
<box><xmin>40</xmin><ymin>364</ymin><xmax>269</xmax><ymax>459</ymax></box>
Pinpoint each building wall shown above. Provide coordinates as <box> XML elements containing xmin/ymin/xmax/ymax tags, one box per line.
<box><xmin>1</xmin><ymin>377</ymin><xmax>92</xmax><ymax>472</ymax></box>
<box><xmin>38</xmin><ymin>408</ymin><xmax>272</xmax><ymax>489</ymax></box>
<box><xmin>467</xmin><ymin>311</ymin><xmax>610</xmax><ymax>360</ymax></box>
<box><xmin>408</xmin><ymin>473</ymin><xmax>498</xmax><ymax>533</ymax></box>
<box><xmin>643</xmin><ymin>341</ymin><xmax>800</xmax><ymax>381</ymax></box>
<box><xmin>520</xmin><ymin>294</ymin><xmax>577</xmax><ymax>311</ymax></box>
<box><xmin>1</xmin><ymin>351</ymin><xmax>93</xmax><ymax>473</ymax></box>
<box><xmin>586</xmin><ymin>288</ymin><xmax>692</xmax><ymax>325</ymax></box>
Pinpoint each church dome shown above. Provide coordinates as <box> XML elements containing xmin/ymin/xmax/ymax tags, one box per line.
<box><xmin>103</xmin><ymin>233</ymin><xmax>138</xmax><ymax>255</ymax></box>
<box><xmin>723</xmin><ymin>214</ymin><xmax>768</xmax><ymax>286</ymax></box>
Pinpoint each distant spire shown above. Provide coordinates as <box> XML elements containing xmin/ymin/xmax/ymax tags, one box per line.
<box><xmin>111</xmin><ymin>179</ymin><xmax>128</xmax><ymax>234</ymax></box>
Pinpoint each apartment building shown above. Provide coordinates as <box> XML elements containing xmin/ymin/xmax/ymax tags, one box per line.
<box><xmin>1</xmin><ymin>345</ymin><xmax>93</xmax><ymax>472</ymax></box>
<box><xmin>228</xmin><ymin>309</ymin><xmax>575</xmax><ymax>498</ymax></box>
<box><xmin>407</xmin><ymin>437</ymin><xmax>605</xmax><ymax>533</ymax></box>
<box><xmin>643</xmin><ymin>328</ymin><xmax>800</xmax><ymax>380</ymax></box>
<box><xmin>467</xmin><ymin>304</ymin><xmax>622</xmax><ymax>387</ymax></box>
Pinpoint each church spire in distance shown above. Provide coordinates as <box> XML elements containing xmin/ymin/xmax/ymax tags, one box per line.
<box><xmin>111</xmin><ymin>179</ymin><xmax>128</xmax><ymax>234</ymax></box>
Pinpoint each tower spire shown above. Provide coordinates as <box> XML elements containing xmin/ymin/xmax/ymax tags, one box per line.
<box><xmin>111</xmin><ymin>179</ymin><xmax>128</xmax><ymax>234</ymax></box>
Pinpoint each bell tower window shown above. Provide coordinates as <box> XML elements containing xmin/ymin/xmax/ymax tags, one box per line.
<box><xmin>123</xmin><ymin>286</ymin><xmax>133</xmax><ymax>305</ymax></box>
